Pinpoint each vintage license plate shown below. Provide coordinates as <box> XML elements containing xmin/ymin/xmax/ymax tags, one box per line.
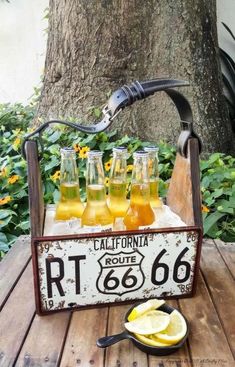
<box><xmin>32</xmin><ymin>228</ymin><xmax>201</xmax><ymax>314</ymax></box>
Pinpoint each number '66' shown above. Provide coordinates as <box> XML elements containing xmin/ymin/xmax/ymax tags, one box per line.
<box><xmin>151</xmin><ymin>247</ymin><xmax>191</xmax><ymax>285</ymax></box>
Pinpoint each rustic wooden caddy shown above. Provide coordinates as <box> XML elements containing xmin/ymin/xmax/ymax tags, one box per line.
<box><xmin>24</xmin><ymin>78</ymin><xmax>203</xmax><ymax>315</ymax></box>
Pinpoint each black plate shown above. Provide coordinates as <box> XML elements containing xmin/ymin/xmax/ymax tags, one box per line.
<box><xmin>97</xmin><ymin>302</ymin><xmax>189</xmax><ymax>356</ymax></box>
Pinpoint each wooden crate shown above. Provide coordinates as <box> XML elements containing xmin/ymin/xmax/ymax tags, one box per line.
<box><xmin>25</xmin><ymin>135</ymin><xmax>202</xmax><ymax>315</ymax></box>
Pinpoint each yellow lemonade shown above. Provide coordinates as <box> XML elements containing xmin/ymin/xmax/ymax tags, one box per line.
<box><xmin>108</xmin><ymin>180</ymin><xmax>129</xmax><ymax>217</ymax></box>
<box><xmin>81</xmin><ymin>184</ymin><xmax>113</xmax><ymax>227</ymax></box>
<box><xmin>149</xmin><ymin>179</ymin><xmax>162</xmax><ymax>208</ymax></box>
<box><xmin>55</xmin><ymin>183</ymin><xmax>84</xmax><ymax>220</ymax></box>
<box><xmin>124</xmin><ymin>183</ymin><xmax>155</xmax><ymax>230</ymax></box>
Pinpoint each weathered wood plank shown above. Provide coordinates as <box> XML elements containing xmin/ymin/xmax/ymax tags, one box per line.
<box><xmin>200</xmin><ymin>240</ymin><xmax>235</xmax><ymax>358</ymax></box>
<box><xmin>0</xmin><ymin>263</ymin><xmax>35</xmax><ymax>367</ymax></box>
<box><xmin>179</xmin><ymin>272</ymin><xmax>235</xmax><ymax>367</ymax></box>
<box><xmin>149</xmin><ymin>300</ymin><xmax>192</xmax><ymax>367</ymax></box>
<box><xmin>59</xmin><ymin>307</ymin><xmax>108</xmax><ymax>367</ymax></box>
<box><xmin>15</xmin><ymin>312</ymin><xmax>71</xmax><ymax>367</ymax></box>
<box><xmin>105</xmin><ymin>304</ymin><xmax>148</xmax><ymax>367</ymax></box>
<box><xmin>214</xmin><ymin>239</ymin><xmax>235</xmax><ymax>279</ymax></box>
<box><xmin>167</xmin><ymin>138</ymin><xmax>202</xmax><ymax>227</ymax></box>
<box><xmin>25</xmin><ymin>140</ymin><xmax>44</xmax><ymax>237</ymax></box>
<box><xmin>0</xmin><ymin>235</ymin><xmax>31</xmax><ymax>310</ymax></box>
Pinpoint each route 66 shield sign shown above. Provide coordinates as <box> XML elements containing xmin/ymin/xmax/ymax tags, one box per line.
<box><xmin>32</xmin><ymin>227</ymin><xmax>202</xmax><ymax>315</ymax></box>
<box><xmin>96</xmin><ymin>251</ymin><xmax>145</xmax><ymax>296</ymax></box>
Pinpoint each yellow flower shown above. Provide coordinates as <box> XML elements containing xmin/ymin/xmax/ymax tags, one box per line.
<box><xmin>105</xmin><ymin>159</ymin><xmax>113</xmax><ymax>172</ymax></box>
<box><xmin>13</xmin><ymin>137</ymin><xmax>21</xmax><ymax>150</ymax></box>
<box><xmin>105</xmin><ymin>177</ymin><xmax>110</xmax><ymax>187</ymax></box>
<box><xmin>0</xmin><ymin>196</ymin><xmax>12</xmax><ymax>205</ymax></box>
<box><xmin>51</xmin><ymin>170</ymin><xmax>60</xmax><ymax>182</ymax></box>
<box><xmin>8</xmin><ymin>175</ymin><xmax>20</xmax><ymax>184</ymax></box>
<box><xmin>127</xmin><ymin>165</ymin><xmax>133</xmax><ymax>173</ymax></box>
<box><xmin>0</xmin><ymin>167</ymin><xmax>7</xmax><ymax>178</ymax></box>
<box><xmin>202</xmin><ymin>205</ymin><xmax>210</xmax><ymax>213</ymax></box>
<box><xmin>73</xmin><ymin>143</ymin><xmax>81</xmax><ymax>153</ymax></box>
<box><xmin>13</xmin><ymin>128</ymin><xmax>21</xmax><ymax>135</ymax></box>
<box><xmin>79</xmin><ymin>146</ymin><xmax>90</xmax><ymax>159</ymax></box>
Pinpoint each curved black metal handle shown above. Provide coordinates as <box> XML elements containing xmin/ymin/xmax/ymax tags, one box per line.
<box><xmin>22</xmin><ymin>78</ymin><xmax>202</xmax><ymax>159</ymax></box>
<box><xmin>96</xmin><ymin>330</ymin><xmax>132</xmax><ymax>348</ymax></box>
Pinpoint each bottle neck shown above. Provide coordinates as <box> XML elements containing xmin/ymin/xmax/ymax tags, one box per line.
<box><xmin>148</xmin><ymin>151</ymin><xmax>159</xmax><ymax>181</ymax></box>
<box><xmin>60</xmin><ymin>152</ymin><xmax>78</xmax><ymax>184</ymax></box>
<box><xmin>131</xmin><ymin>156</ymin><xmax>149</xmax><ymax>185</ymax></box>
<box><xmin>86</xmin><ymin>155</ymin><xmax>106</xmax><ymax>203</ymax></box>
<box><xmin>86</xmin><ymin>156</ymin><xmax>104</xmax><ymax>186</ymax></box>
<box><xmin>110</xmin><ymin>152</ymin><xmax>127</xmax><ymax>182</ymax></box>
<box><xmin>130</xmin><ymin>155</ymin><xmax>150</xmax><ymax>203</ymax></box>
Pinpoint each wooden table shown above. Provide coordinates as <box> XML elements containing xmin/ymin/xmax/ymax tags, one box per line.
<box><xmin>0</xmin><ymin>236</ymin><xmax>234</xmax><ymax>367</ymax></box>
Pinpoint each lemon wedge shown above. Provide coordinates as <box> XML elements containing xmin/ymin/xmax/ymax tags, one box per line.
<box><xmin>125</xmin><ymin>310</ymin><xmax>170</xmax><ymax>335</ymax></box>
<box><xmin>128</xmin><ymin>299</ymin><xmax>165</xmax><ymax>321</ymax></box>
<box><xmin>135</xmin><ymin>333</ymin><xmax>169</xmax><ymax>347</ymax></box>
<box><xmin>154</xmin><ymin>310</ymin><xmax>187</xmax><ymax>345</ymax></box>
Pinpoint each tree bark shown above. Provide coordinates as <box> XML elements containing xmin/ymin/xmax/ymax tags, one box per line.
<box><xmin>36</xmin><ymin>0</ymin><xmax>235</xmax><ymax>154</ymax></box>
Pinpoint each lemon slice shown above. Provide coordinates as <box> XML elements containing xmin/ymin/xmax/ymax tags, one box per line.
<box><xmin>128</xmin><ymin>299</ymin><xmax>165</xmax><ymax>321</ymax></box>
<box><xmin>124</xmin><ymin>310</ymin><xmax>170</xmax><ymax>335</ymax></box>
<box><xmin>154</xmin><ymin>310</ymin><xmax>187</xmax><ymax>345</ymax></box>
<box><xmin>135</xmin><ymin>333</ymin><xmax>169</xmax><ymax>347</ymax></box>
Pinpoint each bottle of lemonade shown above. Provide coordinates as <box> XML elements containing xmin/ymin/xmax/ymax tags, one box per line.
<box><xmin>55</xmin><ymin>148</ymin><xmax>84</xmax><ymax>220</ymax></box>
<box><xmin>81</xmin><ymin>151</ymin><xmax>113</xmax><ymax>231</ymax></box>
<box><xmin>144</xmin><ymin>146</ymin><xmax>162</xmax><ymax>208</ymax></box>
<box><xmin>123</xmin><ymin>151</ymin><xmax>155</xmax><ymax>230</ymax></box>
<box><xmin>108</xmin><ymin>147</ymin><xmax>129</xmax><ymax>220</ymax></box>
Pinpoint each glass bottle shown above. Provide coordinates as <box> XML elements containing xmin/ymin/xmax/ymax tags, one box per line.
<box><xmin>123</xmin><ymin>151</ymin><xmax>155</xmax><ymax>230</ymax></box>
<box><xmin>108</xmin><ymin>147</ymin><xmax>129</xmax><ymax>219</ymax></box>
<box><xmin>81</xmin><ymin>151</ymin><xmax>113</xmax><ymax>230</ymax></box>
<box><xmin>55</xmin><ymin>148</ymin><xmax>84</xmax><ymax>220</ymax></box>
<box><xmin>144</xmin><ymin>146</ymin><xmax>162</xmax><ymax>208</ymax></box>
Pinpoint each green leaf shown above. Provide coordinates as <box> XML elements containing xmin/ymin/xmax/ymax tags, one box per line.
<box><xmin>203</xmin><ymin>211</ymin><xmax>227</xmax><ymax>235</ymax></box>
<box><xmin>48</xmin><ymin>144</ymin><xmax>61</xmax><ymax>155</ymax></box>
<box><xmin>208</xmin><ymin>153</ymin><xmax>223</xmax><ymax>164</ymax></box>
<box><xmin>117</xmin><ymin>135</ymin><xmax>131</xmax><ymax>145</ymax></box>
<box><xmin>212</xmin><ymin>188</ymin><xmax>224</xmax><ymax>199</ymax></box>
<box><xmin>0</xmin><ymin>232</ymin><xmax>8</xmax><ymax>243</ymax></box>
<box><xmin>16</xmin><ymin>220</ymin><xmax>30</xmax><ymax>230</ymax></box>
<box><xmin>221</xmin><ymin>231</ymin><xmax>235</xmax><ymax>242</ymax></box>
<box><xmin>216</xmin><ymin>199</ymin><xmax>234</xmax><ymax>214</ymax></box>
<box><xmin>45</xmin><ymin>181</ymin><xmax>55</xmax><ymax>193</ymax></box>
<box><xmin>0</xmin><ymin>209</ymin><xmax>16</xmax><ymax>219</ymax></box>
<box><xmin>82</xmin><ymin>134</ymin><xmax>96</xmax><ymax>145</ymax></box>
<box><xmin>0</xmin><ymin>242</ymin><xmax>9</xmax><ymax>252</ymax></box>
<box><xmin>44</xmin><ymin>156</ymin><xmax>60</xmax><ymax>171</ymax></box>
<box><xmin>229</xmin><ymin>196</ymin><xmax>235</xmax><ymax>208</ymax></box>
<box><xmin>0</xmin><ymin>215</ymin><xmax>12</xmax><ymax>228</ymax></box>
<box><xmin>206</xmin><ymin>223</ymin><xmax>220</xmax><ymax>238</ymax></box>
<box><xmin>5</xmin><ymin>233</ymin><xmax>17</xmax><ymax>245</ymax></box>
<box><xmin>47</xmin><ymin>130</ymin><xmax>62</xmax><ymax>143</ymax></box>
<box><xmin>204</xmin><ymin>197</ymin><xmax>215</xmax><ymax>206</ymax></box>
<box><xmin>14</xmin><ymin>189</ymin><xmax>28</xmax><ymax>199</ymax></box>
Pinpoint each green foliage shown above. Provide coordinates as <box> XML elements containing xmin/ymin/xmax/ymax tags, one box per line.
<box><xmin>201</xmin><ymin>153</ymin><xmax>235</xmax><ymax>241</ymax></box>
<box><xmin>0</xmin><ymin>103</ymin><xmax>234</xmax><ymax>259</ymax></box>
<box><xmin>0</xmin><ymin>104</ymin><xmax>35</xmax><ymax>131</ymax></box>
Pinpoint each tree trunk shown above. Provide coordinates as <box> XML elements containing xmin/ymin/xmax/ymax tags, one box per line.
<box><xmin>36</xmin><ymin>0</ymin><xmax>235</xmax><ymax>154</ymax></box>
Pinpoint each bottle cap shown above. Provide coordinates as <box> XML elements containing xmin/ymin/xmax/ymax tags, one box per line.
<box><xmin>87</xmin><ymin>150</ymin><xmax>103</xmax><ymax>158</ymax></box>
<box><xmin>144</xmin><ymin>146</ymin><xmax>159</xmax><ymax>152</ymax></box>
<box><xmin>60</xmin><ymin>147</ymin><xmax>76</xmax><ymax>155</ymax></box>
<box><xmin>133</xmin><ymin>150</ymin><xmax>148</xmax><ymax>158</ymax></box>
<box><xmin>113</xmin><ymin>146</ymin><xmax>128</xmax><ymax>154</ymax></box>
